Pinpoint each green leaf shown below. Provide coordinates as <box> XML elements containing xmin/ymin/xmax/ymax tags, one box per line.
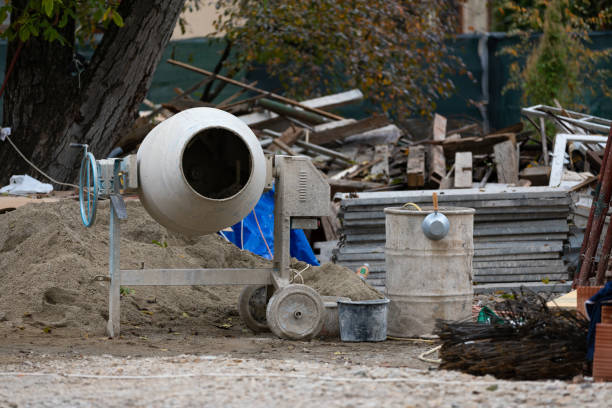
<box><xmin>111</xmin><ymin>11</ymin><xmax>124</xmax><ymax>27</ymax></box>
<box><xmin>102</xmin><ymin>7</ymin><xmax>112</xmax><ymax>22</ymax></box>
<box><xmin>59</xmin><ymin>11</ymin><xmax>68</xmax><ymax>28</ymax></box>
<box><xmin>18</xmin><ymin>25</ymin><xmax>30</xmax><ymax>42</ymax></box>
<box><xmin>0</xmin><ymin>7</ymin><xmax>10</xmax><ymax>25</ymax></box>
<box><xmin>29</xmin><ymin>23</ymin><xmax>39</xmax><ymax>37</ymax></box>
<box><xmin>42</xmin><ymin>0</ymin><xmax>54</xmax><ymax>17</ymax></box>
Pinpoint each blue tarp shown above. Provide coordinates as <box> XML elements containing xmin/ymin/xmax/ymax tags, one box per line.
<box><xmin>220</xmin><ymin>188</ymin><xmax>320</xmax><ymax>266</ymax></box>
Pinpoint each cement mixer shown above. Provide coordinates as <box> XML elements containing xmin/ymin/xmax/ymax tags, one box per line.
<box><xmin>73</xmin><ymin>108</ymin><xmax>330</xmax><ymax>340</ymax></box>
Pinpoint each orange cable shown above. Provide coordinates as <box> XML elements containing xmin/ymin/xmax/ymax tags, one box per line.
<box><xmin>252</xmin><ymin>209</ymin><xmax>273</xmax><ymax>258</ymax></box>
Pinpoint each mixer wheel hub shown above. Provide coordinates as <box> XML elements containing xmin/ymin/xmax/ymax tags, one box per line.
<box><xmin>266</xmin><ymin>284</ymin><xmax>324</xmax><ymax>340</ymax></box>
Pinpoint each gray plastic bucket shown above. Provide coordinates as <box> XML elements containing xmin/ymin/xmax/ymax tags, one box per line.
<box><xmin>337</xmin><ymin>298</ymin><xmax>390</xmax><ymax>342</ymax></box>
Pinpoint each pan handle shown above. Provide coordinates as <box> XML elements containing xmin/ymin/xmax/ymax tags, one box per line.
<box><xmin>432</xmin><ymin>192</ymin><xmax>438</xmax><ymax>212</ymax></box>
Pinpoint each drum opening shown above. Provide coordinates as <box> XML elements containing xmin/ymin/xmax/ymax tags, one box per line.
<box><xmin>181</xmin><ymin>127</ymin><xmax>252</xmax><ymax>200</ymax></box>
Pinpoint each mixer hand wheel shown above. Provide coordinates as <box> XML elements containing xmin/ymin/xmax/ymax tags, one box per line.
<box><xmin>72</xmin><ymin>143</ymin><xmax>99</xmax><ymax>227</ymax></box>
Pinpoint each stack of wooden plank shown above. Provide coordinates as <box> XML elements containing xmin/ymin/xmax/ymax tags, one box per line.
<box><xmin>333</xmin><ymin>186</ymin><xmax>572</xmax><ymax>294</ymax></box>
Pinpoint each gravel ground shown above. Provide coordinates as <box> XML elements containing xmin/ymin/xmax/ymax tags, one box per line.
<box><xmin>0</xmin><ymin>354</ymin><xmax>610</xmax><ymax>407</ymax></box>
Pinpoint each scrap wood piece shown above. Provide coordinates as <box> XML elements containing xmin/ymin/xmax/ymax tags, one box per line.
<box><xmin>259</xmin><ymin>127</ymin><xmax>353</xmax><ymax>163</ymax></box>
<box><xmin>406</xmin><ymin>145</ymin><xmax>425</xmax><ymax>187</ymax></box>
<box><xmin>161</xmin><ymin>96</ymin><xmax>212</xmax><ymax>113</ymax></box>
<box><xmin>569</xmin><ymin>175</ymin><xmax>598</xmax><ymax>192</ymax></box>
<box><xmin>370</xmin><ymin>145</ymin><xmax>389</xmax><ymax>180</ymax></box>
<box><xmin>167</xmin><ymin>59</ymin><xmax>344</xmax><ymax>121</ymax></box>
<box><xmin>586</xmin><ymin>149</ymin><xmax>603</xmax><ymax>172</ymax></box>
<box><xmin>428</xmin><ymin>113</ymin><xmax>447</xmax><ymax>185</ymax></box>
<box><xmin>320</xmin><ymin>202</ymin><xmax>341</xmax><ymax>241</ymax></box>
<box><xmin>327</xmin><ymin>178</ymin><xmax>385</xmax><ymax>194</ymax></box>
<box><xmin>347</xmin><ymin>158</ymin><xmax>383</xmax><ymax>179</ymax></box>
<box><xmin>343</xmin><ymin>124</ymin><xmax>402</xmax><ymax>145</ymax></box>
<box><xmin>439</xmin><ymin>164</ymin><xmax>455</xmax><ymax>190</ymax></box>
<box><xmin>218</xmin><ymin>94</ymin><xmax>266</xmax><ymax>112</ymax></box>
<box><xmin>487</xmin><ymin>122</ymin><xmax>524</xmax><ymax>136</ymax></box>
<box><xmin>271</xmin><ymin>139</ymin><xmax>298</xmax><ymax>156</ymax></box>
<box><xmin>0</xmin><ymin>196</ymin><xmax>60</xmax><ymax>213</ymax></box>
<box><xmin>308</xmin><ymin>114</ymin><xmax>390</xmax><ymax>145</ymax></box>
<box><xmin>422</xmin><ymin>133</ymin><xmax>516</xmax><ymax>158</ymax></box>
<box><xmin>294</xmin><ymin>140</ymin><xmax>353</xmax><ymax>163</ymax></box>
<box><xmin>519</xmin><ymin>166</ymin><xmax>551</xmax><ymax>186</ymax></box>
<box><xmin>478</xmin><ymin>166</ymin><xmax>494</xmax><ymax>188</ymax></box>
<box><xmin>446</xmin><ymin>123</ymin><xmax>479</xmax><ymax>136</ymax></box>
<box><xmin>278</xmin><ymin>125</ymin><xmax>303</xmax><ymax>147</ymax></box>
<box><xmin>216</xmin><ymin>80</ymin><xmax>258</xmax><ymax>108</ymax></box>
<box><xmin>313</xmin><ymin>119</ymin><xmax>356</xmax><ymax>132</ymax></box>
<box><xmin>331</xmin><ymin>164</ymin><xmax>360</xmax><ymax>180</ymax></box>
<box><xmin>493</xmin><ymin>140</ymin><xmax>519</xmax><ymax>184</ymax></box>
<box><xmin>454</xmin><ymin>152</ymin><xmax>473</xmax><ymax>188</ymax></box>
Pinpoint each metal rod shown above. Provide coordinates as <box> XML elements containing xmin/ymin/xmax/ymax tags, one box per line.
<box><xmin>595</xmin><ymin>216</ymin><xmax>612</xmax><ymax>286</ymax></box>
<box><xmin>261</xmin><ymin>128</ymin><xmax>353</xmax><ymax>163</ymax></box>
<box><xmin>167</xmin><ymin>59</ymin><xmax>344</xmax><ymax>121</ymax></box>
<box><xmin>539</xmin><ymin>117</ymin><xmax>549</xmax><ymax>166</ymax></box>
<box><xmin>575</xmin><ymin>129</ymin><xmax>612</xmax><ymax>287</ymax></box>
<box><xmin>121</xmin><ymin>268</ymin><xmax>273</xmax><ymax>286</ymax></box>
<box><xmin>576</xmin><ymin>126</ymin><xmax>612</xmax><ymax>286</ymax></box>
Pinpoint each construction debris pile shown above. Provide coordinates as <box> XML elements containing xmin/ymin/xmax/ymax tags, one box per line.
<box><xmin>437</xmin><ymin>291</ymin><xmax>589</xmax><ymax>380</ymax></box>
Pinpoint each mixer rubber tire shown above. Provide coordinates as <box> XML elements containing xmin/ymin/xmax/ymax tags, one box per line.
<box><xmin>238</xmin><ymin>285</ymin><xmax>270</xmax><ymax>333</ymax></box>
<box><xmin>266</xmin><ymin>284</ymin><xmax>325</xmax><ymax>340</ymax></box>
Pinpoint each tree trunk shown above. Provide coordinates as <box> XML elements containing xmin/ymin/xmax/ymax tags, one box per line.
<box><xmin>0</xmin><ymin>0</ymin><xmax>184</xmax><ymax>186</ymax></box>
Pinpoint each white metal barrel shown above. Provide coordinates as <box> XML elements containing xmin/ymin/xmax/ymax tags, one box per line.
<box><xmin>384</xmin><ymin>206</ymin><xmax>475</xmax><ymax>337</ymax></box>
<box><xmin>137</xmin><ymin>108</ymin><xmax>266</xmax><ymax>236</ymax></box>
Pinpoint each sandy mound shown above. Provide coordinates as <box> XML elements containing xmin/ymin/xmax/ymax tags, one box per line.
<box><xmin>293</xmin><ymin>261</ymin><xmax>383</xmax><ymax>301</ymax></box>
<box><xmin>0</xmin><ymin>199</ymin><xmax>380</xmax><ymax>335</ymax></box>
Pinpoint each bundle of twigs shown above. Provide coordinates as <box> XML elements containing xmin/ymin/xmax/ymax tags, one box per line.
<box><xmin>437</xmin><ymin>291</ymin><xmax>589</xmax><ymax>380</ymax></box>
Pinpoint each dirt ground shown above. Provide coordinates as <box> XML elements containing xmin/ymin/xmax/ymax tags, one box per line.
<box><xmin>1</xmin><ymin>199</ymin><xmax>611</xmax><ymax>406</ymax></box>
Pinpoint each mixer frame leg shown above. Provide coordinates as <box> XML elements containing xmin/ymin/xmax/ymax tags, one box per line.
<box><xmin>106</xmin><ymin>201</ymin><xmax>121</xmax><ymax>338</ymax></box>
<box><xmin>106</xmin><ymin>161</ymin><xmax>122</xmax><ymax>338</ymax></box>
<box><xmin>272</xmin><ymin>168</ymin><xmax>292</xmax><ymax>288</ymax></box>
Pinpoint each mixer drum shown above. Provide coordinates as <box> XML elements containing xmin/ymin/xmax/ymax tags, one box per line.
<box><xmin>137</xmin><ymin>107</ymin><xmax>266</xmax><ymax>236</ymax></box>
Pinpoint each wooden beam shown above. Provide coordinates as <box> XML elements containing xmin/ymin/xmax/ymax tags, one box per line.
<box><xmin>494</xmin><ymin>140</ymin><xmax>519</xmax><ymax>184</ymax></box>
<box><xmin>420</xmin><ymin>133</ymin><xmax>516</xmax><ymax>157</ymax></box>
<box><xmin>278</xmin><ymin>126</ymin><xmax>303</xmax><ymax>146</ymax></box>
<box><xmin>308</xmin><ymin>115</ymin><xmax>389</xmax><ymax>145</ymax></box>
<box><xmin>370</xmin><ymin>145</ymin><xmax>389</xmax><ymax>179</ymax></box>
<box><xmin>167</xmin><ymin>59</ymin><xmax>344</xmax><ymax>121</ymax></box>
<box><xmin>428</xmin><ymin>113</ymin><xmax>447</xmax><ymax>185</ymax></box>
<box><xmin>271</xmin><ymin>139</ymin><xmax>298</xmax><ymax>156</ymax></box>
<box><xmin>406</xmin><ymin>145</ymin><xmax>425</xmax><ymax>187</ymax></box>
<box><xmin>454</xmin><ymin>152</ymin><xmax>473</xmax><ymax>188</ymax></box>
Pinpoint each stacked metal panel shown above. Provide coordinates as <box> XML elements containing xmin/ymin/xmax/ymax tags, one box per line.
<box><xmin>333</xmin><ymin>186</ymin><xmax>571</xmax><ymax>293</ymax></box>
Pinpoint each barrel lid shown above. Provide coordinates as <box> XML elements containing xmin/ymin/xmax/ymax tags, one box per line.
<box><xmin>384</xmin><ymin>206</ymin><xmax>475</xmax><ymax>215</ymax></box>
<box><xmin>337</xmin><ymin>298</ymin><xmax>390</xmax><ymax>305</ymax></box>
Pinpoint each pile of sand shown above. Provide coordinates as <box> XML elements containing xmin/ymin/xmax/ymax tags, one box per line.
<box><xmin>292</xmin><ymin>261</ymin><xmax>383</xmax><ymax>301</ymax></box>
<box><xmin>0</xmin><ymin>199</ymin><xmax>380</xmax><ymax>335</ymax></box>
